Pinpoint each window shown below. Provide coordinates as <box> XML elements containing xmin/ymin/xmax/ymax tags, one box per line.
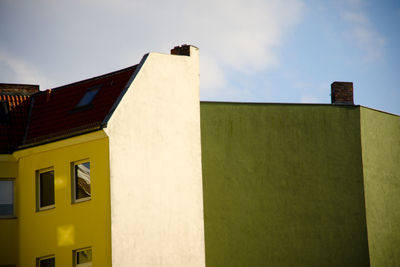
<box><xmin>36</xmin><ymin>168</ymin><xmax>55</xmax><ymax>211</ymax></box>
<box><xmin>0</xmin><ymin>101</ymin><xmax>9</xmax><ymax>123</ymax></box>
<box><xmin>72</xmin><ymin>161</ymin><xmax>91</xmax><ymax>203</ymax></box>
<box><xmin>37</xmin><ymin>255</ymin><xmax>55</xmax><ymax>267</ymax></box>
<box><xmin>75</xmin><ymin>86</ymin><xmax>100</xmax><ymax>108</ymax></box>
<box><xmin>74</xmin><ymin>248</ymin><xmax>92</xmax><ymax>267</ymax></box>
<box><xmin>0</xmin><ymin>179</ymin><xmax>14</xmax><ymax>217</ymax></box>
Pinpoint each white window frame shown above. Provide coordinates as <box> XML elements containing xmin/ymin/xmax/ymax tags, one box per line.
<box><xmin>0</xmin><ymin>178</ymin><xmax>15</xmax><ymax>218</ymax></box>
<box><xmin>73</xmin><ymin>247</ymin><xmax>92</xmax><ymax>267</ymax></box>
<box><xmin>71</xmin><ymin>159</ymin><xmax>91</xmax><ymax>204</ymax></box>
<box><xmin>36</xmin><ymin>255</ymin><xmax>55</xmax><ymax>267</ymax></box>
<box><xmin>36</xmin><ymin>167</ymin><xmax>55</xmax><ymax>211</ymax></box>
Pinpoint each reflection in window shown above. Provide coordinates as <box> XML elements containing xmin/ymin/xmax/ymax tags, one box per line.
<box><xmin>37</xmin><ymin>169</ymin><xmax>55</xmax><ymax>210</ymax></box>
<box><xmin>75</xmin><ymin>86</ymin><xmax>100</xmax><ymax>108</ymax></box>
<box><xmin>0</xmin><ymin>180</ymin><xmax>14</xmax><ymax>217</ymax></box>
<box><xmin>74</xmin><ymin>162</ymin><xmax>91</xmax><ymax>201</ymax></box>
<box><xmin>74</xmin><ymin>248</ymin><xmax>92</xmax><ymax>267</ymax></box>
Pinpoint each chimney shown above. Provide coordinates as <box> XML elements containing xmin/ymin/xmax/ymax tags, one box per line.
<box><xmin>331</xmin><ymin>82</ymin><xmax>354</xmax><ymax>105</ymax></box>
<box><xmin>171</xmin><ymin>44</ymin><xmax>191</xmax><ymax>56</ymax></box>
<box><xmin>46</xmin><ymin>89</ymin><xmax>52</xmax><ymax>102</ymax></box>
<box><xmin>0</xmin><ymin>83</ymin><xmax>39</xmax><ymax>96</ymax></box>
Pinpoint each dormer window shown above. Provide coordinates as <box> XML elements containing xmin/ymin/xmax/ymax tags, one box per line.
<box><xmin>75</xmin><ymin>85</ymin><xmax>101</xmax><ymax>108</ymax></box>
<box><xmin>0</xmin><ymin>101</ymin><xmax>9</xmax><ymax>124</ymax></box>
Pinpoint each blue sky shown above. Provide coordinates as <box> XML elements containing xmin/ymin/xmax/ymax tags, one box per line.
<box><xmin>0</xmin><ymin>0</ymin><xmax>399</xmax><ymax>115</ymax></box>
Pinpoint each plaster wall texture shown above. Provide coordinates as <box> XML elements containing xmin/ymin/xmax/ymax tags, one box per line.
<box><xmin>200</xmin><ymin>103</ymin><xmax>369</xmax><ymax>267</ymax></box>
<box><xmin>0</xmin><ymin>160</ymin><xmax>18</xmax><ymax>266</ymax></box>
<box><xmin>104</xmin><ymin>47</ymin><xmax>205</xmax><ymax>267</ymax></box>
<box><xmin>360</xmin><ymin>107</ymin><xmax>400</xmax><ymax>267</ymax></box>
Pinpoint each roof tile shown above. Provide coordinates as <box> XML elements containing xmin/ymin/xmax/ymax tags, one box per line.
<box><xmin>0</xmin><ymin>65</ymin><xmax>137</xmax><ymax>153</ymax></box>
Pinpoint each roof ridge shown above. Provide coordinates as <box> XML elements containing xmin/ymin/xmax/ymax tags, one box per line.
<box><xmin>37</xmin><ymin>65</ymin><xmax>138</xmax><ymax>94</ymax></box>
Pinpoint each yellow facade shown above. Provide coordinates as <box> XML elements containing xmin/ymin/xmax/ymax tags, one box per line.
<box><xmin>0</xmin><ymin>160</ymin><xmax>18</xmax><ymax>266</ymax></box>
<box><xmin>0</xmin><ymin>131</ymin><xmax>112</xmax><ymax>267</ymax></box>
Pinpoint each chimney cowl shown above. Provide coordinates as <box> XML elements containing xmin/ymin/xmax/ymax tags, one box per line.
<box><xmin>331</xmin><ymin>81</ymin><xmax>354</xmax><ymax>105</ymax></box>
<box><xmin>171</xmin><ymin>44</ymin><xmax>191</xmax><ymax>56</ymax></box>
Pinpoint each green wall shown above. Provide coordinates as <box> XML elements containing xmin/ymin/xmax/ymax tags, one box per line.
<box><xmin>200</xmin><ymin>103</ymin><xmax>370</xmax><ymax>267</ymax></box>
<box><xmin>360</xmin><ymin>107</ymin><xmax>400</xmax><ymax>267</ymax></box>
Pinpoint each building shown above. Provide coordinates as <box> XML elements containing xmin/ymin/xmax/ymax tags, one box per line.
<box><xmin>201</xmin><ymin>101</ymin><xmax>400</xmax><ymax>267</ymax></box>
<box><xmin>0</xmin><ymin>45</ymin><xmax>205</xmax><ymax>267</ymax></box>
<box><xmin>1</xmin><ymin>45</ymin><xmax>399</xmax><ymax>267</ymax></box>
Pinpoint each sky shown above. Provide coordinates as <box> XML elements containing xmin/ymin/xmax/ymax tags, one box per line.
<box><xmin>0</xmin><ymin>0</ymin><xmax>399</xmax><ymax>115</ymax></box>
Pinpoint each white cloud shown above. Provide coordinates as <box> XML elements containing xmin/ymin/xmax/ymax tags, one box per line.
<box><xmin>185</xmin><ymin>0</ymin><xmax>303</xmax><ymax>72</ymax></box>
<box><xmin>0</xmin><ymin>0</ymin><xmax>304</xmax><ymax>99</ymax></box>
<box><xmin>200</xmin><ymin>55</ymin><xmax>228</xmax><ymax>98</ymax></box>
<box><xmin>295</xmin><ymin>81</ymin><xmax>327</xmax><ymax>104</ymax></box>
<box><xmin>115</xmin><ymin>0</ymin><xmax>305</xmax><ymax>97</ymax></box>
<box><xmin>342</xmin><ymin>11</ymin><xmax>368</xmax><ymax>24</ymax></box>
<box><xmin>343</xmin><ymin>0</ymin><xmax>363</xmax><ymax>7</ymax></box>
<box><xmin>0</xmin><ymin>50</ymin><xmax>53</xmax><ymax>89</ymax></box>
<box><xmin>342</xmin><ymin>11</ymin><xmax>385</xmax><ymax>62</ymax></box>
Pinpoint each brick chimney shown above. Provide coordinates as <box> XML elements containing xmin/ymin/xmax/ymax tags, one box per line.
<box><xmin>331</xmin><ymin>82</ymin><xmax>354</xmax><ymax>105</ymax></box>
<box><xmin>0</xmin><ymin>83</ymin><xmax>39</xmax><ymax>96</ymax></box>
<box><xmin>171</xmin><ymin>44</ymin><xmax>192</xmax><ymax>56</ymax></box>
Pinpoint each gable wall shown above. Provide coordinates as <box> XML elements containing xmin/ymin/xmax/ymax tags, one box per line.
<box><xmin>105</xmin><ymin>47</ymin><xmax>205</xmax><ymax>267</ymax></box>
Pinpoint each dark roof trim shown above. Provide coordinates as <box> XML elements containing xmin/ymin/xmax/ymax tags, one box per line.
<box><xmin>21</xmin><ymin>96</ymin><xmax>35</xmax><ymax>146</ymax></box>
<box><xmin>101</xmin><ymin>53</ymin><xmax>149</xmax><ymax>127</ymax></box>
<box><xmin>35</xmin><ymin>65</ymin><xmax>138</xmax><ymax>94</ymax></box>
<box><xmin>18</xmin><ymin>122</ymin><xmax>103</xmax><ymax>150</ymax></box>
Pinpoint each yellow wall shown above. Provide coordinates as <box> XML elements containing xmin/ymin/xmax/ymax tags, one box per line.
<box><xmin>0</xmin><ymin>160</ymin><xmax>18</xmax><ymax>266</ymax></box>
<box><xmin>15</xmin><ymin>132</ymin><xmax>111</xmax><ymax>267</ymax></box>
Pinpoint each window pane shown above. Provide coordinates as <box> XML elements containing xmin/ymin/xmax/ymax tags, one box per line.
<box><xmin>76</xmin><ymin>89</ymin><xmax>99</xmax><ymax>108</ymax></box>
<box><xmin>0</xmin><ymin>180</ymin><xmax>13</xmax><ymax>216</ymax></box>
<box><xmin>39</xmin><ymin>257</ymin><xmax>55</xmax><ymax>267</ymax></box>
<box><xmin>77</xmin><ymin>249</ymin><xmax>92</xmax><ymax>264</ymax></box>
<box><xmin>75</xmin><ymin>162</ymin><xmax>91</xmax><ymax>200</ymax></box>
<box><xmin>40</xmin><ymin>171</ymin><xmax>54</xmax><ymax>207</ymax></box>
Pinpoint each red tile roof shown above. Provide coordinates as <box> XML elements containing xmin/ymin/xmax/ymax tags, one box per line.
<box><xmin>0</xmin><ymin>94</ymin><xmax>32</xmax><ymax>153</ymax></box>
<box><xmin>0</xmin><ymin>65</ymin><xmax>137</xmax><ymax>153</ymax></box>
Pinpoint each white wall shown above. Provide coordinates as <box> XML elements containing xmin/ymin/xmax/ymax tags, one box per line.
<box><xmin>104</xmin><ymin>46</ymin><xmax>205</xmax><ymax>267</ymax></box>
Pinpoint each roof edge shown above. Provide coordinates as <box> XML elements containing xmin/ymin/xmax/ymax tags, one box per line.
<box><xmin>101</xmin><ymin>53</ymin><xmax>149</xmax><ymax>126</ymax></box>
<box><xmin>38</xmin><ymin>65</ymin><xmax>138</xmax><ymax>93</ymax></box>
<box><xmin>0</xmin><ymin>83</ymin><xmax>39</xmax><ymax>95</ymax></box>
<box><xmin>359</xmin><ymin>105</ymin><xmax>400</xmax><ymax>117</ymax></box>
<box><xmin>13</xmin><ymin>130</ymin><xmax>108</xmax><ymax>159</ymax></box>
<box><xmin>200</xmin><ymin>101</ymin><xmax>360</xmax><ymax>107</ymax></box>
<box><xmin>18</xmin><ymin>123</ymin><xmax>103</xmax><ymax>151</ymax></box>
<box><xmin>200</xmin><ymin>101</ymin><xmax>399</xmax><ymax>117</ymax></box>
